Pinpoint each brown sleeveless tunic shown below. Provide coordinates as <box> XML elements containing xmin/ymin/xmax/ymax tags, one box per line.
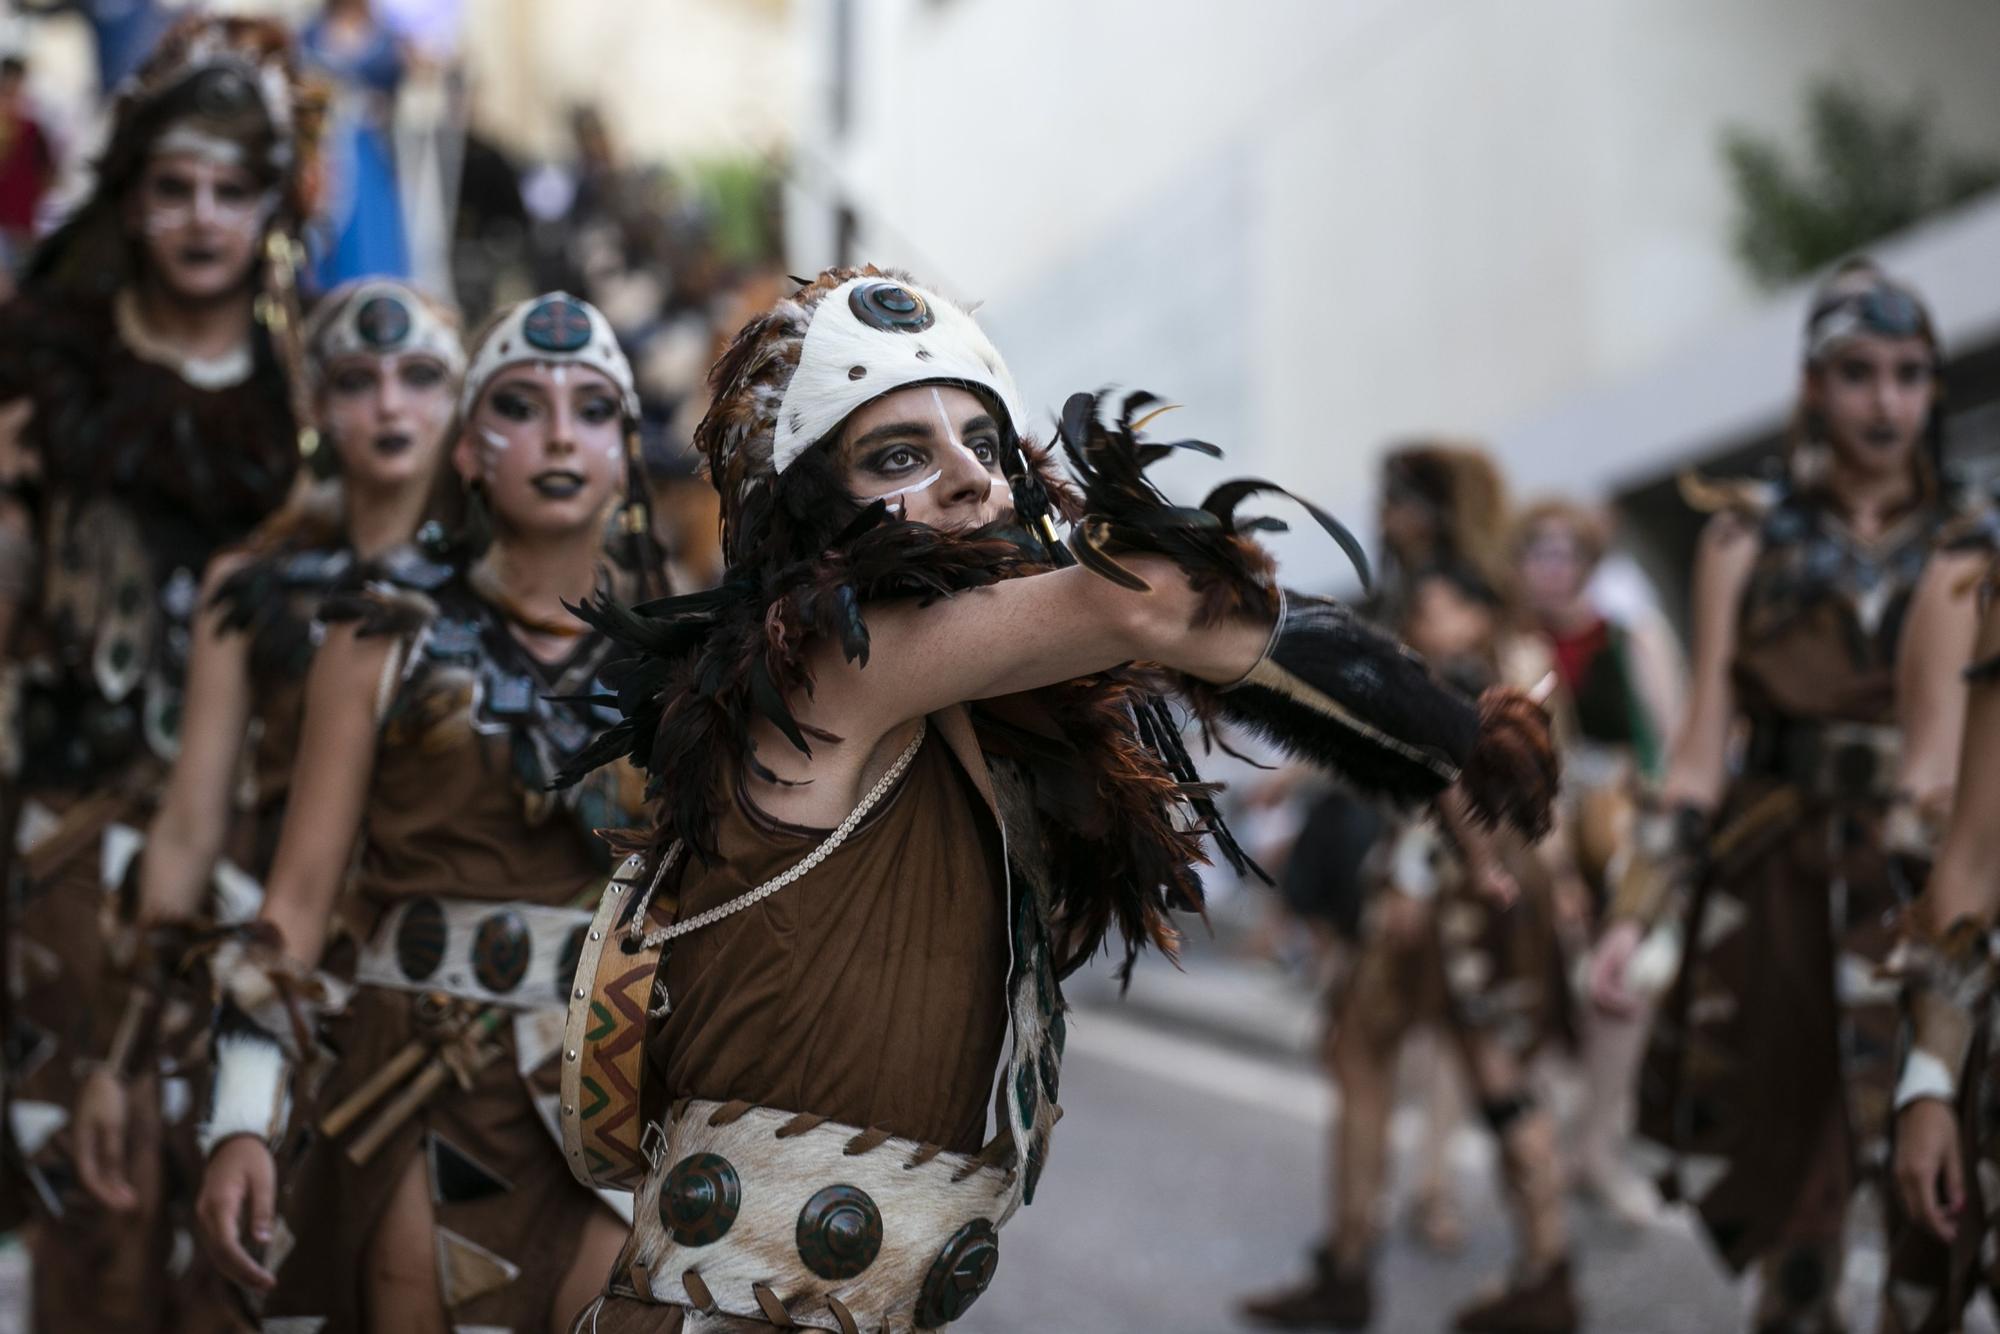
<box><xmin>268</xmin><ymin>573</ymin><xmax>643</xmax><ymax>1331</ymax></box>
<box><xmin>1642</xmin><ymin>487</ymin><xmax>1943</xmax><ymax>1274</ymax></box>
<box><xmin>655</xmin><ymin>729</ymin><xmax>1010</xmax><ymax>1154</ymax></box>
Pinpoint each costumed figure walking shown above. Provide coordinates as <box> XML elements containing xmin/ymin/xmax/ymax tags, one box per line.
<box><xmin>1868</xmin><ymin>373</ymin><xmax>2000</xmax><ymax>1334</ymax></box>
<box><xmin>1243</xmin><ymin>445</ymin><xmax>1587</xmax><ymax>1334</ymax></box>
<box><xmin>1589</xmin><ymin>259</ymin><xmax>1959</xmax><ymax>1332</ymax></box>
<box><xmin>193</xmin><ymin>291</ymin><xmax>659</xmax><ymax>1332</ymax></box>
<box><xmin>553</xmin><ymin>266</ymin><xmax>1560</xmax><ymax>1333</ymax></box>
<box><xmin>0</xmin><ymin>16</ymin><xmax>319</xmax><ymax>1330</ymax></box>
<box><xmin>63</xmin><ymin>275</ymin><xmax>463</xmax><ymax>1329</ymax></box>
<box><xmin>1514</xmin><ymin>497</ymin><xmax>1682</xmax><ymax>1227</ymax></box>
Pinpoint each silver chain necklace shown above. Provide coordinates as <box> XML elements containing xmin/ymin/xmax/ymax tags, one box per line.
<box><xmin>624</xmin><ymin>720</ymin><xmax>929</xmax><ymax>952</ymax></box>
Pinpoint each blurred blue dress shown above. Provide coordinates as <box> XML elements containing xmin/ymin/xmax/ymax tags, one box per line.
<box><xmin>303</xmin><ymin>15</ymin><xmax>410</xmax><ymax>288</ymax></box>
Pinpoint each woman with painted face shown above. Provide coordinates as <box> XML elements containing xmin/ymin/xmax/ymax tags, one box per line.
<box><xmin>0</xmin><ymin>16</ymin><xmax>317</xmax><ymax>1331</ymax></box>
<box><xmin>193</xmin><ymin>292</ymin><xmax>656</xmax><ymax>1334</ymax></box>
<box><xmin>1589</xmin><ymin>260</ymin><xmax>1956</xmax><ymax>1333</ymax></box>
<box><xmin>67</xmin><ymin>278</ymin><xmax>462</xmax><ymax>1241</ymax></box>
<box><xmin>546</xmin><ymin>267</ymin><xmax>1560</xmax><ymax>1333</ymax></box>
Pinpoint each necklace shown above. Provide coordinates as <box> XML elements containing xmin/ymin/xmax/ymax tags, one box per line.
<box><xmin>625</xmin><ymin>719</ymin><xmax>929</xmax><ymax>957</ymax></box>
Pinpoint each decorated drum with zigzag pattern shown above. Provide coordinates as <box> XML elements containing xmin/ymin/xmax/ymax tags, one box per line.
<box><xmin>561</xmin><ymin>855</ymin><xmax>675</xmax><ymax>1191</ymax></box>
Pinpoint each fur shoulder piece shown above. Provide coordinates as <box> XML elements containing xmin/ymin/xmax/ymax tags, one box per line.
<box><xmin>317</xmin><ymin>546</ymin><xmax>455</xmax><ymax>641</ymax></box>
<box><xmin>563</xmin><ymin>501</ymin><xmax>1044</xmax><ymax>859</ymax></box>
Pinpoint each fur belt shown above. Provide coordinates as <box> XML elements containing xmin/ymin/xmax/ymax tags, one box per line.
<box><xmin>354</xmin><ymin>895</ymin><xmax>592</xmax><ymax>1009</ymax></box>
<box><xmin>616</xmin><ymin>1099</ymin><xmax>1019</xmax><ymax>1332</ymax></box>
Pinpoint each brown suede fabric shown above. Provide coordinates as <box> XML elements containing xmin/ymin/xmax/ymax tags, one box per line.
<box><xmin>654</xmin><ymin>731</ymin><xmax>1009</xmax><ymax>1155</ymax></box>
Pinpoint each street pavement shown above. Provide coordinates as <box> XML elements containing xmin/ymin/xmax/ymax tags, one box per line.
<box><xmin>2</xmin><ymin>948</ymin><xmax>1990</xmax><ymax>1332</ymax></box>
<box><xmin>957</xmin><ymin>944</ymin><xmax>1980</xmax><ymax>1334</ymax></box>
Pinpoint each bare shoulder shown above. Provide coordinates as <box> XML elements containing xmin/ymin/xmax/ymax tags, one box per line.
<box><xmin>1691</xmin><ymin>509</ymin><xmax>1763</xmax><ymax>596</ymax></box>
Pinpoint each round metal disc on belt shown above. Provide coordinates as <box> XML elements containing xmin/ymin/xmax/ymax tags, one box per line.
<box><xmin>796</xmin><ymin>1184</ymin><xmax>882</xmax><ymax>1279</ymax></box>
<box><xmin>916</xmin><ymin>1218</ymin><xmax>999</xmax><ymax>1328</ymax></box>
<box><xmin>396</xmin><ymin>898</ymin><xmax>448</xmax><ymax>982</ymax></box>
<box><xmin>660</xmin><ymin>1152</ymin><xmax>740</xmax><ymax>1246</ymax></box>
<box><xmin>471</xmin><ymin>909</ymin><xmax>531</xmax><ymax>993</ymax></box>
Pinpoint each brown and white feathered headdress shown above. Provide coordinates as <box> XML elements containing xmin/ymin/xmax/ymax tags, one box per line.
<box><xmin>697</xmin><ymin>266</ymin><xmax>1036</xmax><ymax>560</ymax></box>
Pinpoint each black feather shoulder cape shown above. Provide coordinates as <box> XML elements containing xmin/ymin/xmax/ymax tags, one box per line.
<box><xmin>562</xmin><ymin>443</ymin><xmax>1225</xmax><ymax>980</ymax></box>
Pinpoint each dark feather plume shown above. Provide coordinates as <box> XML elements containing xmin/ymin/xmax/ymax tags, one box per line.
<box><xmin>1057</xmin><ymin>389</ymin><xmax>1373</xmax><ymax>623</ymax></box>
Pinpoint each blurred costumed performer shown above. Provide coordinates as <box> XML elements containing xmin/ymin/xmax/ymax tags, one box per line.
<box><xmin>1874</xmin><ymin>357</ymin><xmax>2000</xmax><ymax>1334</ymax></box>
<box><xmin>192</xmin><ymin>291</ymin><xmax>659</xmax><ymax>1331</ymax></box>
<box><xmin>1244</xmin><ymin>445</ymin><xmax>1586</xmax><ymax>1334</ymax></box>
<box><xmin>64</xmin><ymin>277</ymin><xmax>462</xmax><ymax>1322</ymax></box>
<box><xmin>0</xmin><ymin>16</ymin><xmax>319</xmax><ymax>1330</ymax></box>
<box><xmin>552</xmin><ymin>266</ymin><xmax>1559</xmax><ymax>1332</ymax></box>
<box><xmin>1591</xmin><ymin>260</ymin><xmax>1962</xmax><ymax>1333</ymax></box>
<box><xmin>1514</xmin><ymin>497</ymin><xmax>1682</xmax><ymax>1225</ymax></box>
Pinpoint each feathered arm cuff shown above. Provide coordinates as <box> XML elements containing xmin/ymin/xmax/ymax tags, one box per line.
<box><xmin>1208</xmin><ymin>590</ymin><xmax>1556</xmax><ymax>836</ymax></box>
<box><xmin>1887</xmin><ymin>917</ymin><xmax>1994</xmax><ymax>1114</ymax></box>
<box><xmin>1057</xmin><ymin>389</ymin><xmax>1557</xmax><ymax>838</ymax></box>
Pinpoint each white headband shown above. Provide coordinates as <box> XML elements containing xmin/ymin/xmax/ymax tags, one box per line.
<box><xmin>772</xmin><ymin>276</ymin><xmax>1028</xmax><ymax>475</ymax></box>
<box><xmin>312</xmin><ymin>280</ymin><xmax>465</xmax><ymax>385</ymax></box>
<box><xmin>152</xmin><ymin>123</ymin><xmax>247</xmax><ymax>167</ymax></box>
<box><xmin>460</xmin><ymin>291</ymin><xmax>638</xmax><ymax>422</ymax></box>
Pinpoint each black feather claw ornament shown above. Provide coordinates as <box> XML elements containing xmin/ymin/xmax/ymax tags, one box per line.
<box><xmin>1058</xmin><ymin>387</ymin><xmax>1556</xmax><ymax>839</ymax></box>
<box><xmin>1057</xmin><ymin>388</ymin><xmax>1373</xmax><ymax>617</ymax></box>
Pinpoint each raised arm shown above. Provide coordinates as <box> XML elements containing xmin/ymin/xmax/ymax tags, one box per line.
<box><xmin>746</xmin><ymin>558</ymin><xmax>1266</xmax><ymax>825</ymax></box>
<box><xmin>138</xmin><ymin>554</ymin><xmax>256</xmax><ymax>925</ymax></box>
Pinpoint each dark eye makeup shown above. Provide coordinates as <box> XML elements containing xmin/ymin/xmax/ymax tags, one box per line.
<box><xmin>330</xmin><ymin>365</ymin><xmax>378</xmax><ymax>396</ymax></box>
<box><xmin>401</xmin><ymin>361</ymin><xmax>447</xmax><ymax>390</ymax></box>
<box><xmin>491</xmin><ymin>389</ymin><xmax>538</xmax><ymax>421</ymax></box>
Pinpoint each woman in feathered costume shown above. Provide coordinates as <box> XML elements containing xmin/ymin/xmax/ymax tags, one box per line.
<box><xmin>555</xmin><ymin>267</ymin><xmax>1559</xmax><ymax>1332</ymax></box>
<box><xmin>0</xmin><ymin>15</ymin><xmax>319</xmax><ymax>1331</ymax></box>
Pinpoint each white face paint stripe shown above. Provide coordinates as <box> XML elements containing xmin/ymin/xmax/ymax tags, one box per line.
<box><xmin>140</xmin><ymin>184</ymin><xmax>277</xmax><ymax>242</ymax></box>
<box><xmin>878</xmin><ymin>469</ymin><xmax>943</xmax><ymax>500</ymax></box>
<box><xmin>930</xmin><ymin>387</ymin><xmax>996</xmax><ymax>499</ymax></box>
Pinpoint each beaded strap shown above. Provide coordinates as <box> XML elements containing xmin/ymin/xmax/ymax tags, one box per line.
<box><xmin>626</xmin><ymin>720</ymin><xmax>929</xmax><ymax>951</ymax></box>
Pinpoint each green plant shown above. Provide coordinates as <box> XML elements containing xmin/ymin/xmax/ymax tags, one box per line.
<box><xmin>686</xmin><ymin>157</ymin><xmax>785</xmax><ymax>268</ymax></box>
<box><xmin>1722</xmin><ymin>79</ymin><xmax>2000</xmax><ymax>288</ymax></box>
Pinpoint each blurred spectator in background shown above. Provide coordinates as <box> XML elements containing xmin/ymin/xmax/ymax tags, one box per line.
<box><xmin>0</xmin><ymin>55</ymin><xmax>54</xmax><ymax>268</ymax></box>
<box><xmin>449</xmin><ymin>124</ymin><xmax>527</xmax><ymax>317</ymax></box>
<box><xmin>1514</xmin><ymin>497</ymin><xmax>1682</xmax><ymax>1227</ymax></box>
<box><xmin>302</xmin><ymin>0</ymin><xmax>409</xmax><ymax>286</ymax></box>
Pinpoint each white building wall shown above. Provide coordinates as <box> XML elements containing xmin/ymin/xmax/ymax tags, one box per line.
<box><xmin>460</xmin><ymin>0</ymin><xmax>800</xmax><ymax>162</ymax></box>
<box><xmin>792</xmin><ymin>0</ymin><xmax>2000</xmax><ymax>584</ymax></box>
